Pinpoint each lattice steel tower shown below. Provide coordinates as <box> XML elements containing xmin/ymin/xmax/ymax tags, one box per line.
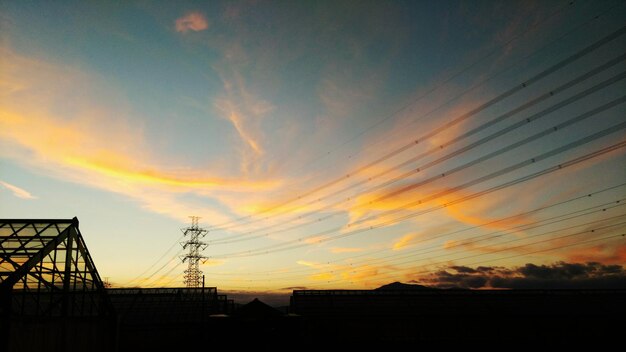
<box><xmin>180</xmin><ymin>216</ymin><xmax>208</xmax><ymax>288</ymax></box>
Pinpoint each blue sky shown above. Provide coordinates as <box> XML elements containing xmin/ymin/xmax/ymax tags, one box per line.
<box><xmin>1</xmin><ymin>0</ymin><xmax>625</xmax><ymax>291</ymax></box>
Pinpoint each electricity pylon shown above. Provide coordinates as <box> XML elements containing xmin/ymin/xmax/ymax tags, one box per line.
<box><xmin>180</xmin><ymin>216</ymin><xmax>208</xmax><ymax>288</ymax></box>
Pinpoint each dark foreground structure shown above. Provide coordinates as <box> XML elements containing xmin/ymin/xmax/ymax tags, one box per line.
<box><xmin>0</xmin><ymin>218</ymin><xmax>114</xmax><ymax>351</ymax></box>
<box><xmin>0</xmin><ymin>218</ymin><xmax>236</xmax><ymax>351</ymax></box>
<box><xmin>2</xmin><ymin>218</ymin><xmax>624</xmax><ymax>350</ymax></box>
<box><xmin>108</xmin><ymin>287</ymin><xmax>233</xmax><ymax>349</ymax></box>
<box><xmin>290</xmin><ymin>288</ymin><xmax>626</xmax><ymax>342</ymax></box>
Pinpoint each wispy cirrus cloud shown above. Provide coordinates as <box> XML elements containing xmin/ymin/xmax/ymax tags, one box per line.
<box><xmin>211</xmin><ymin>47</ymin><xmax>275</xmax><ymax>175</ymax></box>
<box><xmin>175</xmin><ymin>12</ymin><xmax>209</xmax><ymax>33</ymax></box>
<box><xmin>0</xmin><ymin>47</ymin><xmax>281</xmax><ymax>223</ymax></box>
<box><xmin>213</xmin><ymin>80</ymin><xmax>271</xmax><ymax>157</ymax></box>
<box><xmin>0</xmin><ymin>180</ymin><xmax>37</xmax><ymax>199</ymax></box>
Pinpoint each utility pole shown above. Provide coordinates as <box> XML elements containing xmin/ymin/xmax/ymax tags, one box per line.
<box><xmin>180</xmin><ymin>216</ymin><xmax>208</xmax><ymax>288</ymax></box>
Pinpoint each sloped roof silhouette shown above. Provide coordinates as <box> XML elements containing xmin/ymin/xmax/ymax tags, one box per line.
<box><xmin>0</xmin><ymin>217</ymin><xmax>111</xmax><ymax>316</ymax></box>
<box><xmin>235</xmin><ymin>298</ymin><xmax>282</xmax><ymax>318</ymax></box>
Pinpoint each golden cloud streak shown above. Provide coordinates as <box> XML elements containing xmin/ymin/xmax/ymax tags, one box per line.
<box><xmin>0</xmin><ymin>47</ymin><xmax>282</xmax><ymax>223</ymax></box>
<box><xmin>392</xmin><ymin>233</ymin><xmax>418</xmax><ymax>251</ymax></box>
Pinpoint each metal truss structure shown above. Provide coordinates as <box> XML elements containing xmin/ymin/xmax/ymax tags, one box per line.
<box><xmin>180</xmin><ymin>216</ymin><xmax>208</xmax><ymax>288</ymax></box>
<box><xmin>0</xmin><ymin>218</ymin><xmax>111</xmax><ymax>318</ymax></box>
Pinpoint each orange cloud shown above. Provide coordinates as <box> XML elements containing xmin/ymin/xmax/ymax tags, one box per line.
<box><xmin>344</xmin><ymin>162</ymin><xmax>544</xmax><ymax>237</ymax></box>
<box><xmin>175</xmin><ymin>12</ymin><xmax>209</xmax><ymax>33</ymax></box>
<box><xmin>338</xmin><ymin>263</ymin><xmax>382</xmax><ymax>282</ymax></box>
<box><xmin>304</xmin><ymin>236</ymin><xmax>325</xmax><ymax>245</ymax></box>
<box><xmin>566</xmin><ymin>244</ymin><xmax>626</xmax><ymax>265</ymax></box>
<box><xmin>297</xmin><ymin>259</ymin><xmax>398</xmax><ymax>286</ymax></box>
<box><xmin>442</xmin><ymin>196</ymin><xmax>532</xmax><ymax>231</ymax></box>
<box><xmin>296</xmin><ymin>260</ymin><xmax>326</xmax><ymax>270</ymax></box>
<box><xmin>0</xmin><ymin>47</ymin><xmax>283</xmax><ymax>223</ymax></box>
<box><xmin>0</xmin><ymin>110</ymin><xmax>278</xmax><ymax>192</ymax></box>
<box><xmin>0</xmin><ymin>180</ymin><xmax>36</xmax><ymax>199</ymax></box>
<box><xmin>330</xmin><ymin>247</ymin><xmax>364</xmax><ymax>254</ymax></box>
<box><xmin>438</xmin><ymin>215</ymin><xmax>626</xmax><ymax>264</ymax></box>
<box><xmin>346</xmin><ymin>183</ymin><xmax>433</xmax><ymax>228</ymax></box>
<box><xmin>310</xmin><ymin>272</ymin><xmax>334</xmax><ymax>281</ymax></box>
<box><xmin>63</xmin><ymin>155</ymin><xmax>275</xmax><ymax>191</ymax></box>
<box><xmin>442</xmin><ymin>240</ymin><xmax>457</xmax><ymax>250</ymax></box>
<box><xmin>392</xmin><ymin>233</ymin><xmax>418</xmax><ymax>251</ymax></box>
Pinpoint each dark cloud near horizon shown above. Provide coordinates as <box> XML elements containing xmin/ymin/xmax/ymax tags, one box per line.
<box><xmin>281</xmin><ymin>286</ymin><xmax>309</xmax><ymax>290</ymax></box>
<box><xmin>415</xmin><ymin>262</ymin><xmax>626</xmax><ymax>289</ymax></box>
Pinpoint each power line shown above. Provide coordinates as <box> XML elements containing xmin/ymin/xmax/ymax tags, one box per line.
<box><xmin>125</xmin><ymin>235</ymin><xmax>184</xmax><ymax>286</ymax></box>
<box><xmin>312</xmin><ymin>233</ymin><xmax>625</xmax><ymax>289</ymax></box>
<box><xmin>129</xmin><ymin>182</ymin><xmax>626</xmax><ymax>284</ymax></box>
<box><xmin>209</xmin><ymin>23</ymin><xmax>626</xmax><ymax>233</ymax></box>
<box><xmin>211</xmin><ymin>124</ymin><xmax>626</xmax><ymax>258</ymax></box>
<box><xmin>158</xmin><ymin>272</ymin><xmax>183</xmax><ymax>288</ymax></box>
<box><xmin>211</xmin><ymin>229</ymin><xmax>625</xmax><ymax>289</ymax></box>
<box><xmin>206</xmin><ymin>6</ymin><xmax>621</xmax><ymax>229</ymax></box>
<box><xmin>204</xmin><ymin>201</ymin><xmax>625</xmax><ymax>283</ymax></box>
<box><xmin>130</xmin><ymin>252</ymin><xmax>183</xmax><ymax>287</ymax></box>
<box><xmin>240</xmin><ymin>222</ymin><xmax>625</xmax><ymax>289</ymax></box>
<box><xmin>123</xmin><ymin>4</ymin><xmax>624</xmax><ymax>288</ymax></box>
<box><xmin>299</xmin><ymin>0</ymin><xmax>582</xmax><ymax>171</ymax></box>
<box><xmin>335</xmin><ymin>214</ymin><xmax>626</xmax><ymax>283</ymax></box>
<box><xmin>209</xmin><ymin>64</ymin><xmax>625</xmax><ymax>244</ymax></box>
<box><xmin>145</xmin><ymin>262</ymin><xmax>185</xmax><ymax>288</ymax></box>
<box><xmin>203</xmin><ymin>183</ymin><xmax>626</xmax><ymax>276</ymax></box>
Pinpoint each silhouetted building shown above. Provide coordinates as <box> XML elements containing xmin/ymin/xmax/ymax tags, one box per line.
<box><xmin>290</xmin><ymin>287</ymin><xmax>626</xmax><ymax>342</ymax></box>
<box><xmin>3</xmin><ymin>218</ymin><xmax>624</xmax><ymax>347</ymax></box>
<box><xmin>108</xmin><ymin>287</ymin><xmax>234</xmax><ymax>350</ymax></box>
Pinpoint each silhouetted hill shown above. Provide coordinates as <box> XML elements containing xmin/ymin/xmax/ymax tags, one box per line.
<box><xmin>375</xmin><ymin>281</ymin><xmax>435</xmax><ymax>291</ymax></box>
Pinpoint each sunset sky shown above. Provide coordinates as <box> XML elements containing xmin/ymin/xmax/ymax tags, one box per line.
<box><xmin>1</xmin><ymin>0</ymin><xmax>625</xmax><ymax>293</ymax></box>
